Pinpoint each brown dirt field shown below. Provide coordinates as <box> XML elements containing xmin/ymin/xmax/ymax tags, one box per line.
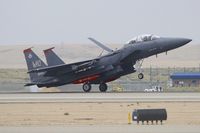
<box><xmin>0</xmin><ymin>102</ymin><xmax>200</xmax><ymax>126</ymax></box>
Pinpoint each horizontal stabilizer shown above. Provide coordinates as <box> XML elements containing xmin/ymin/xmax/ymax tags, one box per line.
<box><xmin>88</xmin><ymin>37</ymin><xmax>113</xmax><ymax>53</ymax></box>
<box><xmin>24</xmin><ymin>83</ymin><xmax>36</xmax><ymax>86</ymax></box>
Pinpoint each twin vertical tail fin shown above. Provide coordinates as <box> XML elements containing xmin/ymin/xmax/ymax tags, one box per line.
<box><xmin>23</xmin><ymin>48</ymin><xmax>47</xmax><ymax>83</ymax></box>
<box><xmin>43</xmin><ymin>47</ymin><xmax>65</xmax><ymax>66</ymax></box>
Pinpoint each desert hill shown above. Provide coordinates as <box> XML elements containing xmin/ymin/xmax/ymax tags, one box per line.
<box><xmin>0</xmin><ymin>43</ymin><xmax>199</xmax><ymax>68</ymax></box>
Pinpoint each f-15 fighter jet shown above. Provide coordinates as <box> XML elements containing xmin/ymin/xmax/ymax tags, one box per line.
<box><xmin>24</xmin><ymin>34</ymin><xmax>191</xmax><ymax>92</ymax></box>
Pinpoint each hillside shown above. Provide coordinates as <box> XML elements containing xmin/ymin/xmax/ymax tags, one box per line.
<box><xmin>0</xmin><ymin>43</ymin><xmax>199</xmax><ymax>68</ymax></box>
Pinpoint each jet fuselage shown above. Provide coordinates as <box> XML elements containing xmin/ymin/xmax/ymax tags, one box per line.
<box><xmin>43</xmin><ymin>37</ymin><xmax>191</xmax><ymax>87</ymax></box>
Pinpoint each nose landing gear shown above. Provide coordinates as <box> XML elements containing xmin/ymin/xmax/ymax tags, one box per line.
<box><xmin>135</xmin><ymin>59</ymin><xmax>144</xmax><ymax>80</ymax></box>
<box><xmin>138</xmin><ymin>73</ymin><xmax>144</xmax><ymax>79</ymax></box>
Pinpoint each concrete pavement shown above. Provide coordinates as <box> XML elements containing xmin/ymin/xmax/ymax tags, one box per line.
<box><xmin>0</xmin><ymin>92</ymin><xmax>200</xmax><ymax>103</ymax></box>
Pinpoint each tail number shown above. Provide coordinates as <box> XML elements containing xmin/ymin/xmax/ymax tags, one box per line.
<box><xmin>32</xmin><ymin>60</ymin><xmax>42</xmax><ymax>68</ymax></box>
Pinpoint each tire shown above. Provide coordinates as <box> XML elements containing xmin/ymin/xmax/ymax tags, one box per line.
<box><xmin>99</xmin><ymin>83</ymin><xmax>108</xmax><ymax>92</ymax></box>
<box><xmin>82</xmin><ymin>83</ymin><xmax>91</xmax><ymax>92</ymax></box>
<box><xmin>138</xmin><ymin>73</ymin><xmax>144</xmax><ymax>79</ymax></box>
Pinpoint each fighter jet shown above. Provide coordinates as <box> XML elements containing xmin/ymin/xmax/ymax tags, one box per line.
<box><xmin>24</xmin><ymin>34</ymin><xmax>191</xmax><ymax>92</ymax></box>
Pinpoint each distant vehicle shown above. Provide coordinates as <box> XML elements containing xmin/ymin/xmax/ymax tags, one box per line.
<box><xmin>23</xmin><ymin>34</ymin><xmax>191</xmax><ymax>92</ymax></box>
<box><xmin>144</xmin><ymin>86</ymin><xmax>163</xmax><ymax>92</ymax></box>
<box><xmin>111</xmin><ymin>84</ymin><xmax>123</xmax><ymax>92</ymax></box>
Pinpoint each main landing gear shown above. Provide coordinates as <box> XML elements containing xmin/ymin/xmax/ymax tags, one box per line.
<box><xmin>99</xmin><ymin>83</ymin><xmax>108</xmax><ymax>92</ymax></box>
<box><xmin>83</xmin><ymin>83</ymin><xmax>91</xmax><ymax>92</ymax></box>
<box><xmin>82</xmin><ymin>83</ymin><xmax>108</xmax><ymax>92</ymax></box>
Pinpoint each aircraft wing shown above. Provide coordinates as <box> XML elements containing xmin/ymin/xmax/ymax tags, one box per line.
<box><xmin>28</xmin><ymin>59</ymin><xmax>99</xmax><ymax>76</ymax></box>
<box><xmin>88</xmin><ymin>37</ymin><xmax>113</xmax><ymax>53</ymax></box>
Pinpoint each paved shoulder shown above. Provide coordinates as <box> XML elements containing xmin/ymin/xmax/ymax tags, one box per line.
<box><xmin>0</xmin><ymin>125</ymin><xmax>199</xmax><ymax>133</ymax></box>
<box><xmin>0</xmin><ymin>93</ymin><xmax>200</xmax><ymax>103</ymax></box>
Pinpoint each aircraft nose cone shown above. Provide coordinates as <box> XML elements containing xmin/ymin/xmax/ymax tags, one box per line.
<box><xmin>165</xmin><ymin>38</ymin><xmax>192</xmax><ymax>49</ymax></box>
<box><xmin>176</xmin><ymin>38</ymin><xmax>192</xmax><ymax>46</ymax></box>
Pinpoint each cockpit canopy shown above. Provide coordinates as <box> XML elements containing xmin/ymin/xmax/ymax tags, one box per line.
<box><xmin>127</xmin><ymin>34</ymin><xmax>160</xmax><ymax>44</ymax></box>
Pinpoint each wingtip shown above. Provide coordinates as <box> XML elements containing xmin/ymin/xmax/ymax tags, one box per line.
<box><xmin>88</xmin><ymin>37</ymin><xmax>93</xmax><ymax>40</ymax></box>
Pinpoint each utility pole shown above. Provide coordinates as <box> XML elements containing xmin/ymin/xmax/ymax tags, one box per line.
<box><xmin>150</xmin><ymin>65</ymin><xmax>152</xmax><ymax>87</ymax></box>
<box><xmin>168</xmin><ymin>67</ymin><xmax>170</xmax><ymax>80</ymax></box>
<box><xmin>156</xmin><ymin>67</ymin><xmax>160</xmax><ymax>86</ymax></box>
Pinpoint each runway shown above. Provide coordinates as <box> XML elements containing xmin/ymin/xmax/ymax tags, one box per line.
<box><xmin>0</xmin><ymin>92</ymin><xmax>200</xmax><ymax>103</ymax></box>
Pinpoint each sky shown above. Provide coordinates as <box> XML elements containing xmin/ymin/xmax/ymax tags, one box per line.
<box><xmin>0</xmin><ymin>0</ymin><xmax>199</xmax><ymax>45</ymax></box>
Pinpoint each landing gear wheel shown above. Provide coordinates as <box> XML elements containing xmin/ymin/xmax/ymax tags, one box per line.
<box><xmin>99</xmin><ymin>83</ymin><xmax>108</xmax><ymax>92</ymax></box>
<box><xmin>83</xmin><ymin>83</ymin><xmax>91</xmax><ymax>92</ymax></box>
<box><xmin>138</xmin><ymin>73</ymin><xmax>144</xmax><ymax>79</ymax></box>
